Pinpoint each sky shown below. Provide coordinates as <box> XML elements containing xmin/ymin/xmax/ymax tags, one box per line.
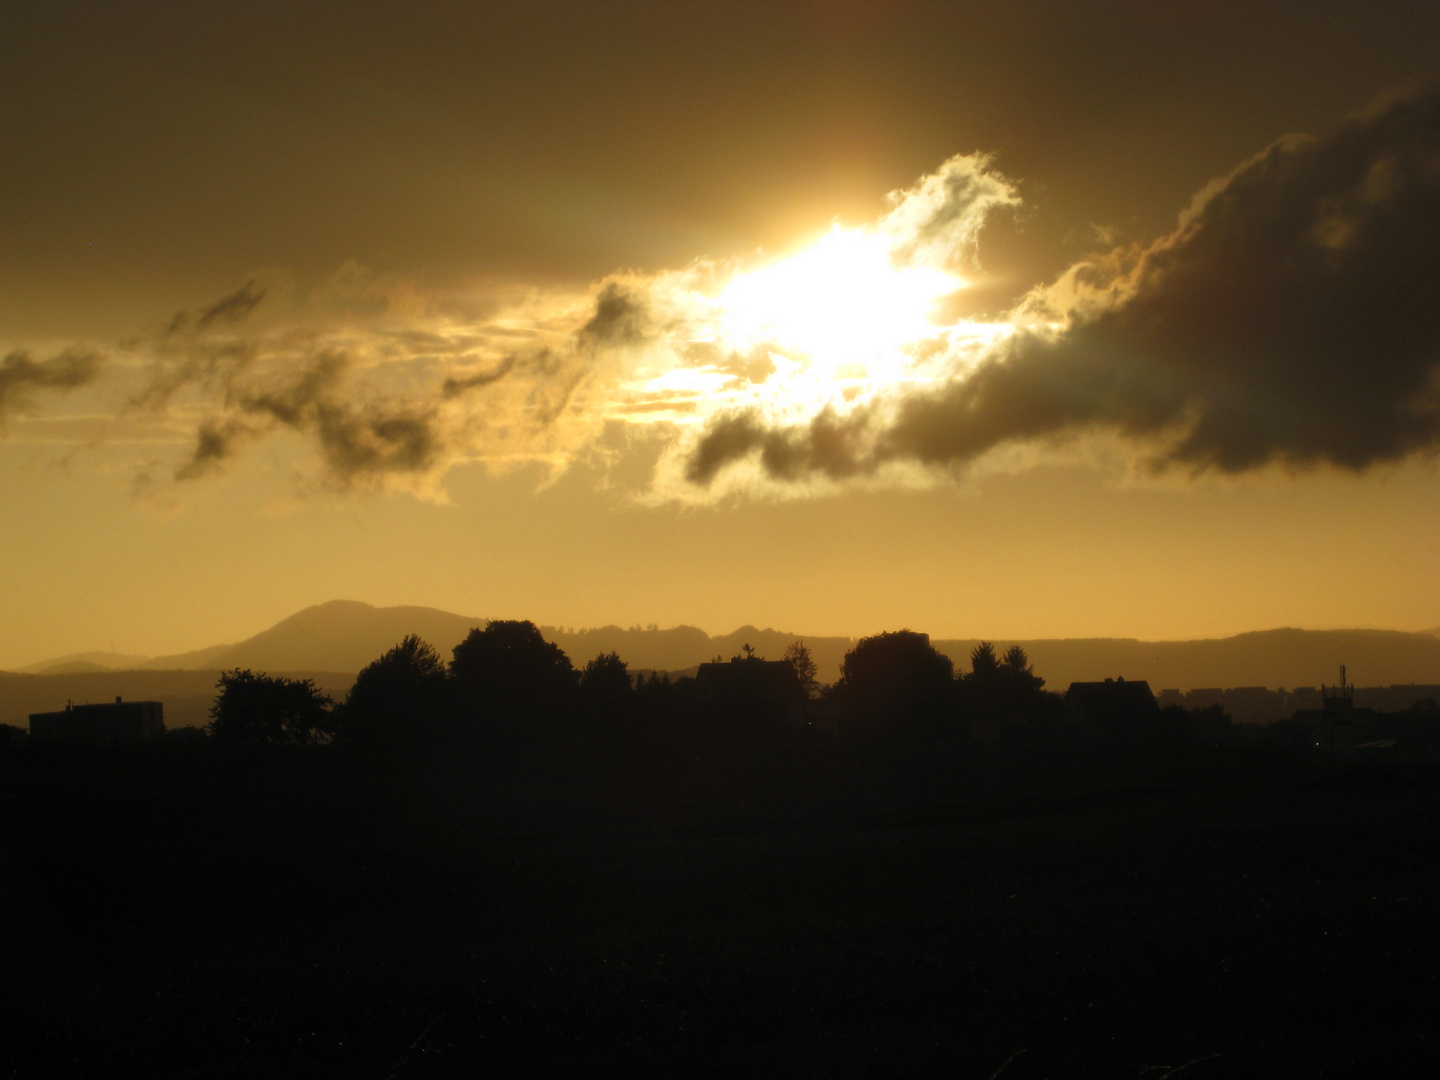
<box><xmin>4</xmin><ymin>1</ymin><xmax>1440</xmax><ymax>667</ymax></box>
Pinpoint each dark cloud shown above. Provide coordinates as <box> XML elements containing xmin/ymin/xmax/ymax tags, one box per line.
<box><xmin>132</xmin><ymin>338</ymin><xmax>257</xmax><ymax>411</ymax></box>
<box><xmin>172</xmin><ymin>352</ymin><xmax>347</xmax><ymax>480</ymax></box>
<box><xmin>313</xmin><ymin>404</ymin><xmax>442</xmax><ymax>484</ymax></box>
<box><xmin>441</xmin><ymin>354</ymin><xmax>517</xmax><ymax>398</ymax></box>
<box><xmin>174</xmin><ymin>417</ymin><xmax>255</xmax><ymax>481</ymax></box>
<box><xmin>174</xmin><ymin>349</ymin><xmax>444</xmax><ymax>486</ymax></box>
<box><xmin>164</xmin><ymin>280</ymin><xmax>267</xmax><ymax>337</ymax></box>
<box><xmin>686</xmin><ymin>412</ymin><xmax>765</xmax><ymax>485</ymax></box>
<box><xmin>579</xmin><ymin>282</ymin><xmax>652</xmax><ymax>348</ymax></box>
<box><xmin>0</xmin><ymin>348</ymin><xmax>102</xmax><ymax>422</ymax></box>
<box><xmin>134</xmin><ymin>281</ymin><xmax>277</xmax><ymax>410</ymax></box>
<box><xmin>687</xmin><ymin>407</ymin><xmax>870</xmax><ymax>485</ymax></box>
<box><xmin>233</xmin><ymin>350</ymin><xmax>349</xmax><ymax>426</ymax></box>
<box><xmin>195</xmin><ymin>280</ymin><xmax>267</xmax><ymax>330</ymax></box>
<box><xmin>689</xmin><ymin>87</ymin><xmax>1440</xmax><ymax>485</ymax></box>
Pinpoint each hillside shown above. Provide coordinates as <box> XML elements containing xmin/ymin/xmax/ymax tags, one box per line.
<box><xmin>140</xmin><ymin>601</ymin><xmax>486</xmax><ymax>674</ymax></box>
<box><xmin>11</xmin><ymin>605</ymin><xmax>1440</xmax><ymax>724</ymax></box>
<box><xmin>17</xmin><ymin>651</ymin><xmax>152</xmax><ymax>675</ymax></box>
<box><xmin>932</xmin><ymin>628</ymin><xmax>1440</xmax><ymax>694</ymax></box>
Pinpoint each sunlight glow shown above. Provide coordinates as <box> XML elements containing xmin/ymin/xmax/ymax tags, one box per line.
<box><xmin>716</xmin><ymin>227</ymin><xmax>964</xmax><ymax>379</ymax></box>
<box><xmin>640</xmin><ymin>367</ymin><xmax>735</xmax><ymax>395</ymax></box>
<box><xmin>605</xmin><ymin>223</ymin><xmax>1015</xmax><ymax>433</ymax></box>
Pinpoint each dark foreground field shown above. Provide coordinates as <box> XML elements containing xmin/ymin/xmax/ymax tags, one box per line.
<box><xmin>3</xmin><ymin>749</ymin><xmax>1438</xmax><ymax>1078</ymax></box>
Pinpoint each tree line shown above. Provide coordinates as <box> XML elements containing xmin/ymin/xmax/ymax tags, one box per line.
<box><xmin>201</xmin><ymin>620</ymin><xmax>1140</xmax><ymax>759</ymax></box>
<box><xmin>221</xmin><ymin>618</ymin><xmax>1440</xmax><ymax>772</ymax></box>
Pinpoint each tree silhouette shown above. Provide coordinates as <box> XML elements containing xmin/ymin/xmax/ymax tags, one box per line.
<box><xmin>339</xmin><ymin>634</ymin><xmax>447</xmax><ymax>749</ymax></box>
<box><xmin>969</xmin><ymin>641</ymin><xmax>1002</xmax><ymax>682</ymax></box>
<box><xmin>208</xmin><ymin>669</ymin><xmax>335</xmax><ymax>745</ymax></box>
<box><xmin>836</xmin><ymin>630</ymin><xmax>955</xmax><ymax>743</ymax></box>
<box><xmin>1002</xmin><ymin>645</ymin><xmax>1044</xmax><ymax>692</ymax></box>
<box><xmin>450</xmin><ymin>620</ymin><xmax>577</xmax><ymax>732</ymax></box>
<box><xmin>783</xmin><ymin>640</ymin><xmax>819</xmax><ymax>697</ymax></box>
<box><xmin>961</xmin><ymin>643</ymin><xmax>1063</xmax><ymax>749</ymax></box>
<box><xmin>579</xmin><ymin>651</ymin><xmax>634</xmax><ymax>725</ymax></box>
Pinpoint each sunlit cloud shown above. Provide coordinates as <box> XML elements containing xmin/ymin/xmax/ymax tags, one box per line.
<box><xmin>716</xmin><ymin>228</ymin><xmax>964</xmax><ymax>375</ymax></box>
<box><xmin>664</xmin><ymin>87</ymin><xmax>1440</xmax><ymax>497</ymax></box>
<box><xmin>13</xmin><ymin>88</ymin><xmax>1440</xmax><ymax>508</ymax></box>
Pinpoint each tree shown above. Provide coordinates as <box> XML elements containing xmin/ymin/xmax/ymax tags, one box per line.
<box><xmin>961</xmin><ymin>643</ymin><xmax>1060</xmax><ymax>748</ymax></box>
<box><xmin>783</xmin><ymin>640</ymin><xmax>819</xmax><ymax>697</ymax></box>
<box><xmin>836</xmin><ymin>630</ymin><xmax>955</xmax><ymax>743</ymax></box>
<box><xmin>449</xmin><ymin>620</ymin><xmax>577</xmax><ymax>729</ymax></box>
<box><xmin>339</xmin><ymin>635</ymin><xmax>448</xmax><ymax>749</ymax></box>
<box><xmin>1002</xmin><ymin>645</ymin><xmax>1045</xmax><ymax>692</ymax></box>
<box><xmin>208</xmin><ymin>669</ymin><xmax>336</xmax><ymax>745</ymax></box>
<box><xmin>969</xmin><ymin>642</ymin><xmax>1002</xmax><ymax>683</ymax></box>
<box><xmin>579</xmin><ymin>651</ymin><xmax>634</xmax><ymax>722</ymax></box>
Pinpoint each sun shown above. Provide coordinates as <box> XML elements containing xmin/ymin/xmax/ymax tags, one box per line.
<box><xmin>715</xmin><ymin>226</ymin><xmax>965</xmax><ymax>383</ymax></box>
<box><xmin>618</xmin><ymin>221</ymin><xmax>1008</xmax><ymax>427</ymax></box>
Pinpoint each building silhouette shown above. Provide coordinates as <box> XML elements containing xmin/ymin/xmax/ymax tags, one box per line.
<box><xmin>1064</xmin><ymin>678</ymin><xmax>1160</xmax><ymax>736</ymax></box>
<box><xmin>29</xmin><ymin>697</ymin><xmax>165</xmax><ymax>745</ymax></box>
<box><xmin>695</xmin><ymin>658</ymin><xmax>806</xmax><ymax>727</ymax></box>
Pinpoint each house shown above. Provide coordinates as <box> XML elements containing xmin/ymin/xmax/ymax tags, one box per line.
<box><xmin>29</xmin><ymin>697</ymin><xmax>165</xmax><ymax>745</ymax></box>
<box><xmin>1064</xmin><ymin>678</ymin><xmax>1159</xmax><ymax>738</ymax></box>
<box><xmin>694</xmin><ymin>658</ymin><xmax>806</xmax><ymax>728</ymax></box>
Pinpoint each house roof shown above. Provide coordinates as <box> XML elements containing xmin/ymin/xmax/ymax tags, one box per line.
<box><xmin>1064</xmin><ymin>679</ymin><xmax>1160</xmax><ymax>716</ymax></box>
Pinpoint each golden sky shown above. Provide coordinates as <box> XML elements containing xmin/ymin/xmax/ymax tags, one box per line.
<box><xmin>4</xmin><ymin>2</ymin><xmax>1440</xmax><ymax>667</ymax></box>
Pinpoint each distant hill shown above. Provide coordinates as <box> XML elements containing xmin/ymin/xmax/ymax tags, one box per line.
<box><xmin>139</xmin><ymin>600</ymin><xmax>486</xmax><ymax>674</ymax></box>
<box><xmin>17</xmin><ymin>650</ymin><xmax>150</xmax><ymax>674</ymax></box>
<box><xmin>13</xmin><ymin>604</ymin><xmax>1440</xmax><ymax>716</ymax></box>
<box><xmin>932</xmin><ymin>628</ymin><xmax>1440</xmax><ymax>695</ymax></box>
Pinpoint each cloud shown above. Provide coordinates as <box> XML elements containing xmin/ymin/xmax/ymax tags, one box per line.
<box><xmin>169</xmin><ymin>343</ymin><xmax>463</xmax><ymax>489</ymax></box>
<box><xmin>194</xmin><ymin>279</ymin><xmax>267</xmax><ymax>331</ymax></box>
<box><xmin>440</xmin><ymin>355</ymin><xmax>517</xmax><ymax>398</ymax></box>
<box><xmin>0</xmin><ymin>349</ymin><xmax>103</xmax><ymax>424</ymax></box>
<box><xmin>880</xmin><ymin>152</ymin><xmax>1020</xmax><ymax>271</ymax></box>
<box><xmin>163</xmin><ymin>279</ymin><xmax>267</xmax><ymax>337</ymax></box>
<box><xmin>150</xmin><ymin>270</ymin><xmax>615</xmax><ymax>492</ymax></box>
<box><xmin>35</xmin><ymin>91</ymin><xmax>1440</xmax><ymax>505</ymax></box>
<box><xmin>686</xmin><ymin>406</ymin><xmax>871</xmax><ymax>486</ymax></box>
<box><xmin>684</xmin><ymin>87</ymin><xmax>1440</xmax><ymax>488</ymax></box>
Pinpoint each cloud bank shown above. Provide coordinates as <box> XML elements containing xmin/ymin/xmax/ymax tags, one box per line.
<box><xmin>685</xmin><ymin>88</ymin><xmax>1440</xmax><ymax>488</ymax></box>
<box><xmin>10</xmin><ymin>91</ymin><xmax>1440</xmax><ymax>502</ymax></box>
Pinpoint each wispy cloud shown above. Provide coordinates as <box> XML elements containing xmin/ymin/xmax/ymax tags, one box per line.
<box><xmin>0</xmin><ymin>349</ymin><xmax>104</xmax><ymax>426</ymax></box>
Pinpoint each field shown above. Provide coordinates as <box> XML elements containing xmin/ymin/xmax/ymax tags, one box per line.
<box><xmin>3</xmin><ymin>748</ymin><xmax>1439</xmax><ymax>1077</ymax></box>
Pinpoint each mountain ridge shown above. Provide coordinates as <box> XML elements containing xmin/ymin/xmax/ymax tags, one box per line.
<box><xmin>13</xmin><ymin>601</ymin><xmax>1440</xmax><ymax>694</ymax></box>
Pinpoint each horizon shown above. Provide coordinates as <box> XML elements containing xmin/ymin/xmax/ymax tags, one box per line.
<box><xmin>8</xmin><ymin>595</ymin><xmax>1440</xmax><ymax>674</ymax></box>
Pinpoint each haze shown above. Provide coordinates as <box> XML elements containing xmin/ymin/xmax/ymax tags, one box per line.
<box><xmin>5</xmin><ymin>3</ymin><xmax>1440</xmax><ymax>668</ymax></box>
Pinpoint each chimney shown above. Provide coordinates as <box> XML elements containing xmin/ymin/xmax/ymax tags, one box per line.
<box><xmin>115</xmin><ymin>696</ymin><xmax>122</xmax><ymax>704</ymax></box>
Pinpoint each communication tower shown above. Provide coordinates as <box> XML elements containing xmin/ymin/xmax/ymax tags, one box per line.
<box><xmin>1322</xmin><ymin>665</ymin><xmax>1354</xmax><ymax>716</ymax></box>
<box><xmin>1322</xmin><ymin>665</ymin><xmax>1354</xmax><ymax>756</ymax></box>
